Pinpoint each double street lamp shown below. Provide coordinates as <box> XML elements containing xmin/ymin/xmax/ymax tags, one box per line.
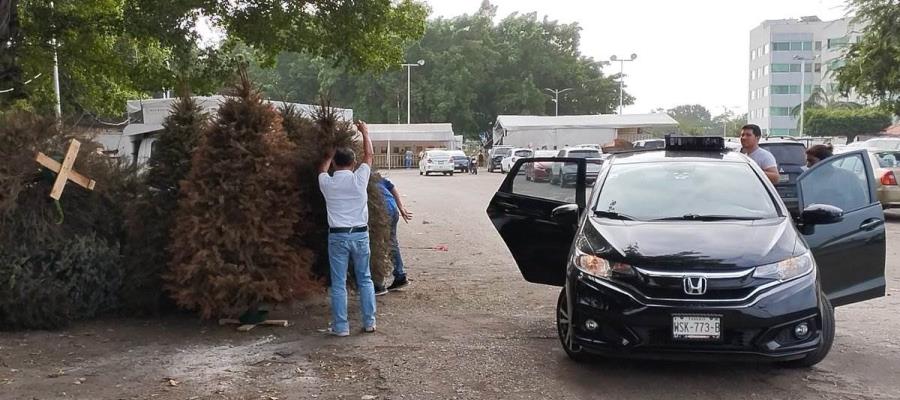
<box><xmin>610</xmin><ymin>53</ymin><xmax>637</xmax><ymax>115</ymax></box>
<box><xmin>544</xmin><ymin>88</ymin><xmax>573</xmax><ymax>116</ymax></box>
<box><xmin>400</xmin><ymin>59</ymin><xmax>426</xmax><ymax>124</ymax></box>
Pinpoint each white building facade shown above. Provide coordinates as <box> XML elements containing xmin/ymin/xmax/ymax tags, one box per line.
<box><xmin>493</xmin><ymin>114</ymin><xmax>678</xmax><ymax>150</ymax></box>
<box><xmin>748</xmin><ymin>16</ymin><xmax>864</xmax><ymax>136</ymax></box>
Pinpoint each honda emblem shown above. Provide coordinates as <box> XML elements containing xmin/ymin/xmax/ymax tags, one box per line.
<box><xmin>683</xmin><ymin>276</ymin><xmax>707</xmax><ymax>296</ymax></box>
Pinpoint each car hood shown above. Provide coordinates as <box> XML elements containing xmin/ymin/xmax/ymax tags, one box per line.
<box><xmin>579</xmin><ymin>216</ymin><xmax>802</xmax><ymax>270</ymax></box>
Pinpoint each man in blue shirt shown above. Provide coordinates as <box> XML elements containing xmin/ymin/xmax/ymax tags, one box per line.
<box><xmin>374</xmin><ymin>174</ymin><xmax>413</xmax><ymax>295</ymax></box>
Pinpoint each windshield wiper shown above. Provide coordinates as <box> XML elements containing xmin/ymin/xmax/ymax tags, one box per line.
<box><xmin>593</xmin><ymin>210</ymin><xmax>636</xmax><ymax>221</ymax></box>
<box><xmin>653</xmin><ymin>214</ymin><xmax>763</xmax><ymax>221</ymax></box>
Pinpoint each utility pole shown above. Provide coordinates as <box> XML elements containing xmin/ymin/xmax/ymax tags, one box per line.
<box><xmin>400</xmin><ymin>59</ymin><xmax>425</xmax><ymax>124</ymax></box>
<box><xmin>544</xmin><ymin>88</ymin><xmax>573</xmax><ymax>116</ymax></box>
<box><xmin>610</xmin><ymin>53</ymin><xmax>637</xmax><ymax>114</ymax></box>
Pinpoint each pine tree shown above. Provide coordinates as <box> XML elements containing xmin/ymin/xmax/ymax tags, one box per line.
<box><xmin>122</xmin><ymin>89</ymin><xmax>206</xmax><ymax>313</ymax></box>
<box><xmin>165</xmin><ymin>72</ymin><xmax>317</xmax><ymax>318</ymax></box>
<box><xmin>281</xmin><ymin>103</ymin><xmax>393</xmax><ymax>287</ymax></box>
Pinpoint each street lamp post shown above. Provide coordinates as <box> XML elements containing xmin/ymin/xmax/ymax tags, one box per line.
<box><xmin>610</xmin><ymin>53</ymin><xmax>637</xmax><ymax>114</ymax></box>
<box><xmin>544</xmin><ymin>88</ymin><xmax>573</xmax><ymax>116</ymax></box>
<box><xmin>793</xmin><ymin>55</ymin><xmax>819</xmax><ymax>137</ymax></box>
<box><xmin>400</xmin><ymin>59</ymin><xmax>425</xmax><ymax>124</ymax></box>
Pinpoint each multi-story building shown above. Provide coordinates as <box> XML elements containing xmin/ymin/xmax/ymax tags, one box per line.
<box><xmin>748</xmin><ymin>16</ymin><xmax>863</xmax><ymax>136</ymax></box>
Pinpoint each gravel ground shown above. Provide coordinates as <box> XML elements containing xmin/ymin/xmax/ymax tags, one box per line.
<box><xmin>1</xmin><ymin>168</ymin><xmax>898</xmax><ymax>400</ymax></box>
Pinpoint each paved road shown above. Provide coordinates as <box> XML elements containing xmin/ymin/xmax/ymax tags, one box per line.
<box><xmin>1</xmin><ymin>168</ymin><xmax>898</xmax><ymax>400</ymax></box>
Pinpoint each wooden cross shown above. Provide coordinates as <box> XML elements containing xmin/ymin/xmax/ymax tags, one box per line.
<box><xmin>34</xmin><ymin>139</ymin><xmax>97</xmax><ymax>200</ymax></box>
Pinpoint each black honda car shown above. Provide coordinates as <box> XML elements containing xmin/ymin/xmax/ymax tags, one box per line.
<box><xmin>487</xmin><ymin>136</ymin><xmax>885</xmax><ymax>367</ymax></box>
<box><xmin>759</xmin><ymin>139</ymin><xmax>808</xmax><ymax>215</ymax></box>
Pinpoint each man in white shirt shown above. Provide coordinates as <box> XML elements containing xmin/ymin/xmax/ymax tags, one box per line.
<box><xmin>739</xmin><ymin>124</ymin><xmax>780</xmax><ymax>185</ymax></box>
<box><xmin>318</xmin><ymin>121</ymin><xmax>376</xmax><ymax>336</ymax></box>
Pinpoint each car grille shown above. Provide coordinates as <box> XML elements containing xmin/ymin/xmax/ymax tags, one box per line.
<box><xmin>622</xmin><ymin>267</ymin><xmax>771</xmax><ymax>302</ymax></box>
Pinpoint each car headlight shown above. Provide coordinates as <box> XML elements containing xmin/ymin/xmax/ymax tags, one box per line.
<box><xmin>752</xmin><ymin>252</ymin><xmax>814</xmax><ymax>281</ymax></box>
<box><xmin>573</xmin><ymin>248</ymin><xmax>635</xmax><ymax>279</ymax></box>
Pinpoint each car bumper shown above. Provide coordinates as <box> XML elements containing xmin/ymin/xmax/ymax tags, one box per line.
<box><xmin>532</xmin><ymin>169</ymin><xmax>550</xmax><ymax>181</ymax></box>
<box><xmin>567</xmin><ymin>269</ymin><xmax>822</xmax><ymax>361</ymax></box>
<box><xmin>877</xmin><ymin>185</ymin><xmax>900</xmax><ymax>208</ymax></box>
<box><xmin>423</xmin><ymin>165</ymin><xmax>454</xmax><ymax>172</ymax></box>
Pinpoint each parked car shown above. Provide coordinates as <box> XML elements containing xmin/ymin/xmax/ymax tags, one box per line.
<box><xmin>837</xmin><ymin>149</ymin><xmax>900</xmax><ymax>209</ymax></box>
<box><xmin>488</xmin><ymin>146</ymin><xmax>514</xmax><ymax>173</ymax></box>
<box><xmin>448</xmin><ymin>150</ymin><xmax>471</xmax><ymax>173</ymax></box>
<box><xmin>488</xmin><ymin>136</ymin><xmax>885</xmax><ymax>367</ymax></box>
<box><xmin>632</xmin><ymin>139</ymin><xmax>665</xmax><ymax>150</ymax></box>
<box><xmin>550</xmin><ymin>147</ymin><xmax>603</xmax><ymax>187</ymax></box>
<box><xmin>845</xmin><ymin>138</ymin><xmax>900</xmax><ymax>151</ymax></box>
<box><xmin>524</xmin><ymin>150</ymin><xmax>559</xmax><ymax>182</ymax></box>
<box><xmin>501</xmin><ymin>148</ymin><xmax>534</xmax><ymax>173</ymax></box>
<box><xmin>419</xmin><ymin>150</ymin><xmax>455</xmax><ymax>176</ymax></box>
<box><xmin>759</xmin><ymin>139</ymin><xmax>808</xmax><ymax>215</ymax></box>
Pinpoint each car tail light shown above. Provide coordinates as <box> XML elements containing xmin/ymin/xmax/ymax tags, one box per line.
<box><xmin>881</xmin><ymin>171</ymin><xmax>897</xmax><ymax>185</ymax></box>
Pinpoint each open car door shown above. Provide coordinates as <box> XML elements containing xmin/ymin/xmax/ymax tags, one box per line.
<box><xmin>486</xmin><ymin>158</ymin><xmax>588</xmax><ymax>286</ymax></box>
<box><xmin>797</xmin><ymin>149</ymin><xmax>886</xmax><ymax>306</ymax></box>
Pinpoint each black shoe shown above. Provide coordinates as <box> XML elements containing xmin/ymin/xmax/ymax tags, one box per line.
<box><xmin>374</xmin><ymin>286</ymin><xmax>389</xmax><ymax>296</ymax></box>
<box><xmin>387</xmin><ymin>278</ymin><xmax>409</xmax><ymax>292</ymax></box>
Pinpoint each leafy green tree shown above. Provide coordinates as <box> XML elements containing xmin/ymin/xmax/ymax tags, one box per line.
<box><xmin>835</xmin><ymin>0</ymin><xmax>900</xmax><ymax>116</ymax></box>
<box><xmin>667</xmin><ymin>104</ymin><xmax>713</xmax><ymax>135</ymax></box>
<box><xmin>248</xmin><ymin>1</ymin><xmax>629</xmax><ymax>139</ymax></box>
<box><xmin>804</xmin><ymin>107</ymin><xmax>892</xmax><ymax>142</ymax></box>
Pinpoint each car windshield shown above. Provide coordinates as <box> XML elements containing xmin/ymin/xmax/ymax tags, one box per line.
<box><xmin>451</xmin><ymin>155</ymin><xmax>468</xmax><ymax>160</ymax></box>
<box><xmin>760</xmin><ymin>143</ymin><xmax>806</xmax><ymax>166</ymax></box>
<box><xmin>514</xmin><ymin>150</ymin><xmax>533</xmax><ymax>157</ymax></box>
<box><xmin>568</xmin><ymin>150</ymin><xmax>601</xmax><ymax>158</ymax></box>
<box><xmin>594</xmin><ymin>161</ymin><xmax>779</xmax><ymax>221</ymax></box>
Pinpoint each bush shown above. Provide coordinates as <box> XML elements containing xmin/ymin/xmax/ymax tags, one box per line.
<box><xmin>805</xmin><ymin>107</ymin><xmax>893</xmax><ymax>142</ymax></box>
<box><xmin>0</xmin><ymin>110</ymin><xmax>135</xmax><ymax>329</ymax></box>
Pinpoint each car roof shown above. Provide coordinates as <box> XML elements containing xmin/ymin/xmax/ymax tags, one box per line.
<box><xmin>609</xmin><ymin>149</ymin><xmax>750</xmax><ymax>165</ymax></box>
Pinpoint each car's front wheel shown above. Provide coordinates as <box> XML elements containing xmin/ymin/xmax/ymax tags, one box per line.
<box><xmin>557</xmin><ymin>287</ymin><xmax>590</xmax><ymax>363</ymax></box>
<box><xmin>782</xmin><ymin>292</ymin><xmax>834</xmax><ymax>368</ymax></box>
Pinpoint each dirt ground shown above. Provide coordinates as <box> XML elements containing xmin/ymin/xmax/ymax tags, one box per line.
<box><xmin>2</xmin><ymin>169</ymin><xmax>899</xmax><ymax>400</ymax></box>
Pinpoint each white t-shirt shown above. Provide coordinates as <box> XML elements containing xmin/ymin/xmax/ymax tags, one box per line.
<box><xmin>318</xmin><ymin>164</ymin><xmax>371</xmax><ymax>228</ymax></box>
<box><xmin>743</xmin><ymin>147</ymin><xmax>777</xmax><ymax>170</ymax></box>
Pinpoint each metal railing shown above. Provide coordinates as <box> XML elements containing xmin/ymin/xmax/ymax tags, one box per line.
<box><xmin>373</xmin><ymin>154</ymin><xmax>419</xmax><ymax>169</ymax></box>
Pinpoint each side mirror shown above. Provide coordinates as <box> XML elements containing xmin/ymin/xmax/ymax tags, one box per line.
<box><xmin>551</xmin><ymin>204</ymin><xmax>580</xmax><ymax>226</ymax></box>
<box><xmin>801</xmin><ymin>204</ymin><xmax>844</xmax><ymax>225</ymax></box>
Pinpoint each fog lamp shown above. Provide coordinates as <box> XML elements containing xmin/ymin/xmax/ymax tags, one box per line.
<box><xmin>585</xmin><ymin>319</ymin><xmax>599</xmax><ymax>331</ymax></box>
<box><xmin>794</xmin><ymin>322</ymin><xmax>810</xmax><ymax>339</ymax></box>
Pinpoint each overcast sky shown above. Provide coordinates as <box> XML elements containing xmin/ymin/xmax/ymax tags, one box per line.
<box><xmin>424</xmin><ymin>0</ymin><xmax>849</xmax><ymax>116</ymax></box>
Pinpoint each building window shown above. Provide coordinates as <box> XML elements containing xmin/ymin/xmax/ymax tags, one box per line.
<box><xmin>770</xmin><ymin>107</ymin><xmax>793</xmax><ymax>117</ymax></box>
<box><xmin>772</xmin><ymin>64</ymin><xmax>800</xmax><ymax>73</ymax></box>
<box><xmin>814</xmin><ymin>63</ymin><xmax>822</xmax><ymax>72</ymax></box>
<box><xmin>751</xmin><ymin>90</ymin><xmax>756</xmax><ymax>100</ymax></box>
<box><xmin>773</xmin><ymin>42</ymin><xmax>791</xmax><ymax>51</ymax></box>
<box><xmin>764</xmin><ymin>65</ymin><xmax>770</xmax><ymax>75</ymax></box>
<box><xmin>751</xmin><ymin>49</ymin><xmax>757</xmax><ymax>60</ymax></box>
<box><xmin>764</xmin><ymin>43</ymin><xmax>770</xmax><ymax>54</ymax></box>
<box><xmin>804</xmin><ymin>62</ymin><xmax>813</xmax><ymax>72</ymax></box>
<box><xmin>751</xmin><ymin>69</ymin><xmax>756</xmax><ymax>80</ymax></box>
<box><xmin>827</xmin><ymin>36</ymin><xmax>850</xmax><ymax>49</ymax></box>
<box><xmin>815</xmin><ymin>41</ymin><xmax>822</xmax><ymax>50</ymax></box>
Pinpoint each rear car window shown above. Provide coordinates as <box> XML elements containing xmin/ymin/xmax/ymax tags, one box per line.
<box><xmin>514</xmin><ymin>150</ymin><xmax>533</xmax><ymax>157</ymax></box>
<box><xmin>760</xmin><ymin>143</ymin><xmax>806</xmax><ymax>166</ymax></box>
<box><xmin>494</xmin><ymin>148</ymin><xmax>512</xmax><ymax>157</ymax></box>
<box><xmin>594</xmin><ymin>161</ymin><xmax>779</xmax><ymax>221</ymax></box>
<box><xmin>568</xmin><ymin>150</ymin><xmax>601</xmax><ymax>158</ymax></box>
<box><xmin>873</xmin><ymin>151</ymin><xmax>900</xmax><ymax>167</ymax></box>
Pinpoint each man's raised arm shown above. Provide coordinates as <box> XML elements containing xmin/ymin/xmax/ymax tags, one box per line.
<box><xmin>356</xmin><ymin>121</ymin><xmax>374</xmax><ymax>166</ymax></box>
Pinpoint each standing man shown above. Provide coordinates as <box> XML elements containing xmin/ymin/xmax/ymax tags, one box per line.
<box><xmin>404</xmin><ymin>149</ymin><xmax>413</xmax><ymax>169</ymax></box>
<box><xmin>739</xmin><ymin>124</ymin><xmax>780</xmax><ymax>185</ymax></box>
<box><xmin>373</xmin><ymin>173</ymin><xmax>413</xmax><ymax>295</ymax></box>
<box><xmin>318</xmin><ymin>121</ymin><xmax>377</xmax><ymax>336</ymax></box>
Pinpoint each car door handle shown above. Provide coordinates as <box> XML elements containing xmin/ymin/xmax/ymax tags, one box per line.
<box><xmin>859</xmin><ymin>219</ymin><xmax>882</xmax><ymax>231</ymax></box>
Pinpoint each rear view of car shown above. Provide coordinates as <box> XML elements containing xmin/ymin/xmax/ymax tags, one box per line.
<box><xmin>525</xmin><ymin>150</ymin><xmax>558</xmax><ymax>182</ymax></box>
<box><xmin>869</xmin><ymin>150</ymin><xmax>900</xmax><ymax>208</ymax></box>
<box><xmin>449</xmin><ymin>151</ymin><xmax>471</xmax><ymax>172</ymax></box>
<box><xmin>502</xmin><ymin>148</ymin><xmax>534</xmax><ymax>173</ymax></box>
<box><xmin>419</xmin><ymin>150</ymin><xmax>455</xmax><ymax>176</ymax></box>
<box><xmin>759</xmin><ymin>141</ymin><xmax>807</xmax><ymax>215</ymax></box>
<box><xmin>551</xmin><ymin>148</ymin><xmax>602</xmax><ymax>187</ymax></box>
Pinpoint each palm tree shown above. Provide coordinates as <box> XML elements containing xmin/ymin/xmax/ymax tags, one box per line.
<box><xmin>790</xmin><ymin>87</ymin><xmax>863</xmax><ymax>117</ymax></box>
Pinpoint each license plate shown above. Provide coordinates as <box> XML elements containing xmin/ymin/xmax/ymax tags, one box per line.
<box><xmin>672</xmin><ymin>315</ymin><xmax>721</xmax><ymax>340</ymax></box>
